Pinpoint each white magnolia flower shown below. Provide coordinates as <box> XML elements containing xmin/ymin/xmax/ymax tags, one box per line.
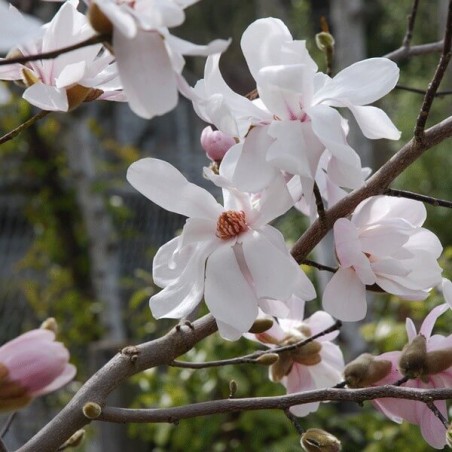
<box><xmin>127</xmin><ymin>158</ymin><xmax>315</xmax><ymax>340</ymax></box>
<box><xmin>190</xmin><ymin>18</ymin><xmax>400</xmax><ymax>204</ymax></box>
<box><xmin>0</xmin><ymin>0</ymin><xmax>123</xmax><ymax>111</ymax></box>
<box><xmin>87</xmin><ymin>0</ymin><xmax>230</xmax><ymax>119</ymax></box>
<box><xmin>248</xmin><ymin>310</ymin><xmax>344</xmax><ymax>416</ymax></box>
<box><xmin>323</xmin><ymin>196</ymin><xmax>443</xmax><ymax>321</ymax></box>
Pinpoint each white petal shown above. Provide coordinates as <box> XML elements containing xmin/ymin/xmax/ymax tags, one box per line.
<box><xmin>315</xmin><ymin>58</ymin><xmax>399</xmax><ymax>106</ymax></box>
<box><xmin>55</xmin><ymin>61</ymin><xmax>86</xmax><ymax>88</ymax></box>
<box><xmin>322</xmin><ymin>267</ymin><xmax>367</xmax><ymax>321</ymax></box>
<box><xmin>114</xmin><ymin>29</ymin><xmax>178</xmax><ymax>119</ymax></box>
<box><xmin>127</xmin><ymin>158</ymin><xmax>222</xmax><ymax>219</ymax></box>
<box><xmin>204</xmin><ymin>245</ymin><xmax>258</xmax><ymax>338</ymax></box>
<box><xmin>23</xmin><ymin>82</ymin><xmax>68</xmax><ymax>111</ymax></box>
<box><xmin>241</xmin><ymin>230</ymin><xmax>304</xmax><ymax>301</ymax></box>
<box><xmin>348</xmin><ymin>105</ymin><xmax>401</xmax><ymax>140</ymax></box>
<box><xmin>166</xmin><ymin>34</ymin><xmax>230</xmax><ymax>57</ymax></box>
<box><xmin>359</xmin><ymin>222</ymin><xmax>411</xmax><ymax>257</ymax></box>
<box><xmin>442</xmin><ymin>278</ymin><xmax>452</xmax><ymax>308</ymax></box>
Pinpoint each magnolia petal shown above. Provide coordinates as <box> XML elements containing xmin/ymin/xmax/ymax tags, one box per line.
<box><xmin>153</xmin><ymin>237</ymin><xmax>184</xmax><ymax>287</ymax></box>
<box><xmin>315</xmin><ymin>58</ymin><xmax>399</xmax><ymax>106</ymax></box>
<box><xmin>419</xmin><ymin>303</ymin><xmax>449</xmax><ymax>339</ymax></box>
<box><xmin>305</xmin><ymin>311</ymin><xmax>339</xmax><ymax>341</ymax></box>
<box><xmin>166</xmin><ymin>34</ymin><xmax>230</xmax><ymax>57</ymax></box>
<box><xmin>55</xmin><ymin>61</ymin><xmax>86</xmax><ymax>88</ymax></box>
<box><xmin>127</xmin><ymin>158</ymin><xmax>222</xmax><ymax>219</ymax></box>
<box><xmin>215</xmin><ymin>320</ymin><xmax>243</xmax><ymax>341</ymax></box>
<box><xmin>348</xmin><ymin>104</ymin><xmax>401</xmax><ymax>140</ymax></box>
<box><xmin>286</xmin><ymin>365</ymin><xmax>319</xmax><ymax>416</ymax></box>
<box><xmin>33</xmin><ymin>363</ymin><xmax>76</xmax><ymax>396</ymax></box>
<box><xmin>204</xmin><ymin>245</ymin><xmax>258</xmax><ymax>339</ymax></box>
<box><xmin>322</xmin><ymin>267</ymin><xmax>367</xmax><ymax>321</ymax></box>
<box><xmin>114</xmin><ymin>29</ymin><xmax>178</xmax><ymax>119</ymax></box>
<box><xmin>442</xmin><ymin>278</ymin><xmax>452</xmax><ymax>308</ymax></box>
<box><xmin>23</xmin><ymin>82</ymin><xmax>68</xmax><ymax>111</ymax></box>
<box><xmin>359</xmin><ymin>223</ymin><xmax>411</xmax><ymax>257</ymax></box>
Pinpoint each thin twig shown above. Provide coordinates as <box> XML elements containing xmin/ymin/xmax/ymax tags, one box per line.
<box><xmin>0</xmin><ymin>34</ymin><xmax>109</xmax><ymax>67</ymax></box>
<box><xmin>402</xmin><ymin>0</ymin><xmax>420</xmax><ymax>49</ymax></box>
<box><xmin>301</xmin><ymin>259</ymin><xmax>336</xmax><ymax>273</ymax></box>
<box><xmin>395</xmin><ymin>84</ymin><xmax>452</xmax><ymax>96</ymax></box>
<box><xmin>313</xmin><ymin>182</ymin><xmax>327</xmax><ymax>229</ymax></box>
<box><xmin>99</xmin><ymin>386</ymin><xmax>452</xmax><ymax>424</ymax></box>
<box><xmin>171</xmin><ymin>320</ymin><xmax>342</xmax><ymax>370</ymax></box>
<box><xmin>385</xmin><ymin>188</ymin><xmax>452</xmax><ymax>208</ymax></box>
<box><xmin>426</xmin><ymin>399</ymin><xmax>449</xmax><ymax>429</ymax></box>
<box><xmin>414</xmin><ymin>0</ymin><xmax>452</xmax><ymax>141</ymax></box>
<box><xmin>393</xmin><ymin>376</ymin><xmax>410</xmax><ymax>387</ymax></box>
<box><xmin>384</xmin><ymin>41</ymin><xmax>444</xmax><ymax>62</ymax></box>
<box><xmin>0</xmin><ymin>110</ymin><xmax>49</xmax><ymax>146</ymax></box>
<box><xmin>284</xmin><ymin>409</ymin><xmax>304</xmax><ymax>435</ymax></box>
<box><xmin>0</xmin><ymin>412</ymin><xmax>16</xmax><ymax>438</ymax></box>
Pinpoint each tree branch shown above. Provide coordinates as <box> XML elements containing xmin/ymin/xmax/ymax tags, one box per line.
<box><xmin>402</xmin><ymin>0</ymin><xmax>420</xmax><ymax>49</ymax></box>
<box><xmin>385</xmin><ymin>188</ymin><xmax>452</xmax><ymax>208</ymax></box>
<box><xmin>290</xmin><ymin>116</ymin><xmax>452</xmax><ymax>263</ymax></box>
<box><xmin>0</xmin><ymin>110</ymin><xmax>49</xmax><ymax>146</ymax></box>
<box><xmin>98</xmin><ymin>386</ymin><xmax>452</xmax><ymax>424</ymax></box>
<box><xmin>16</xmin><ymin>315</ymin><xmax>218</xmax><ymax>452</ymax></box>
<box><xmin>395</xmin><ymin>84</ymin><xmax>452</xmax><ymax>96</ymax></box>
<box><xmin>0</xmin><ymin>34</ymin><xmax>109</xmax><ymax>67</ymax></box>
<box><xmin>385</xmin><ymin>41</ymin><xmax>444</xmax><ymax>62</ymax></box>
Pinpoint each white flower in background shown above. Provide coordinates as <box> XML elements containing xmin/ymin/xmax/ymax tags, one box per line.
<box><xmin>247</xmin><ymin>310</ymin><xmax>344</xmax><ymax>416</ymax></box>
<box><xmin>0</xmin><ymin>0</ymin><xmax>124</xmax><ymax>111</ymax></box>
<box><xmin>0</xmin><ymin>1</ymin><xmax>42</xmax><ymax>54</ymax></box>
<box><xmin>323</xmin><ymin>196</ymin><xmax>443</xmax><ymax>321</ymax></box>
<box><xmin>127</xmin><ymin>158</ymin><xmax>315</xmax><ymax>340</ymax></box>
<box><xmin>190</xmin><ymin>17</ymin><xmax>400</xmax><ymax>206</ymax></box>
<box><xmin>87</xmin><ymin>0</ymin><xmax>230</xmax><ymax>119</ymax></box>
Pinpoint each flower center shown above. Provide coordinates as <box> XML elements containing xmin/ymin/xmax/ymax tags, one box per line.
<box><xmin>216</xmin><ymin>210</ymin><xmax>248</xmax><ymax>239</ymax></box>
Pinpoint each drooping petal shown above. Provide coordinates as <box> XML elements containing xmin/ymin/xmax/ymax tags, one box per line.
<box><xmin>204</xmin><ymin>244</ymin><xmax>259</xmax><ymax>340</ymax></box>
<box><xmin>127</xmin><ymin>158</ymin><xmax>222</xmax><ymax>219</ymax></box>
<box><xmin>314</xmin><ymin>58</ymin><xmax>399</xmax><ymax>106</ymax></box>
<box><xmin>114</xmin><ymin>29</ymin><xmax>178</xmax><ymax>119</ymax></box>
<box><xmin>322</xmin><ymin>267</ymin><xmax>367</xmax><ymax>321</ymax></box>
<box><xmin>23</xmin><ymin>82</ymin><xmax>68</xmax><ymax>111</ymax></box>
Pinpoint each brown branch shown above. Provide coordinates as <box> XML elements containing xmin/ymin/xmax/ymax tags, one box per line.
<box><xmin>0</xmin><ymin>110</ymin><xmax>49</xmax><ymax>146</ymax></box>
<box><xmin>426</xmin><ymin>399</ymin><xmax>449</xmax><ymax>429</ymax></box>
<box><xmin>384</xmin><ymin>41</ymin><xmax>444</xmax><ymax>62</ymax></box>
<box><xmin>301</xmin><ymin>259</ymin><xmax>337</xmax><ymax>273</ymax></box>
<box><xmin>290</xmin><ymin>116</ymin><xmax>452</xmax><ymax>263</ymax></box>
<box><xmin>395</xmin><ymin>84</ymin><xmax>452</xmax><ymax>96</ymax></box>
<box><xmin>16</xmin><ymin>315</ymin><xmax>218</xmax><ymax>452</ymax></box>
<box><xmin>313</xmin><ymin>182</ymin><xmax>327</xmax><ymax>229</ymax></box>
<box><xmin>385</xmin><ymin>188</ymin><xmax>452</xmax><ymax>208</ymax></box>
<box><xmin>171</xmin><ymin>320</ymin><xmax>342</xmax><ymax>370</ymax></box>
<box><xmin>98</xmin><ymin>386</ymin><xmax>452</xmax><ymax>424</ymax></box>
<box><xmin>414</xmin><ymin>0</ymin><xmax>452</xmax><ymax>141</ymax></box>
<box><xmin>402</xmin><ymin>0</ymin><xmax>420</xmax><ymax>49</ymax></box>
<box><xmin>0</xmin><ymin>34</ymin><xmax>109</xmax><ymax>67</ymax></box>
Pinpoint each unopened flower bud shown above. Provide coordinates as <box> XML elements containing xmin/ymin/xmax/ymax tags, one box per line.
<box><xmin>83</xmin><ymin>401</ymin><xmax>102</xmax><ymax>419</ymax></box>
<box><xmin>256</xmin><ymin>353</ymin><xmax>279</xmax><ymax>366</ymax></box>
<box><xmin>200</xmin><ymin>126</ymin><xmax>236</xmax><ymax>162</ymax></box>
<box><xmin>301</xmin><ymin>428</ymin><xmax>341</xmax><ymax>451</ymax></box>
<box><xmin>229</xmin><ymin>379</ymin><xmax>238</xmax><ymax>398</ymax></box>
<box><xmin>59</xmin><ymin>429</ymin><xmax>86</xmax><ymax>450</ymax></box>
<box><xmin>248</xmin><ymin>318</ymin><xmax>274</xmax><ymax>334</ymax></box>
<box><xmin>315</xmin><ymin>32</ymin><xmax>335</xmax><ymax>52</ymax></box>
<box><xmin>88</xmin><ymin>3</ymin><xmax>113</xmax><ymax>35</ymax></box>
<box><xmin>399</xmin><ymin>335</ymin><xmax>428</xmax><ymax>379</ymax></box>
<box><xmin>41</xmin><ymin>317</ymin><xmax>58</xmax><ymax>334</ymax></box>
<box><xmin>344</xmin><ymin>353</ymin><xmax>392</xmax><ymax>388</ymax></box>
<box><xmin>421</xmin><ymin>348</ymin><xmax>452</xmax><ymax>380</ymax></box>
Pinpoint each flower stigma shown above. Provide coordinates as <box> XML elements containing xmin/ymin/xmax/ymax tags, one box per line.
<box><xmin>216</xmin><ymin>210</ymin><xmax>248</xmax><ymax>239</ymax></box>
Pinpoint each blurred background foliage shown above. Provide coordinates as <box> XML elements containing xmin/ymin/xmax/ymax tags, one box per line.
<box><xmin>1</xmin><ymin>0</ymin><xmax>452</xmax><ymax>450</ymax></box>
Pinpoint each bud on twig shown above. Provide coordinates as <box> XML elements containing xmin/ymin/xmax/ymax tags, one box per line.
<box><xmin>248</xmin><ymin>318</ymin><xmax>274</xmax><ymax>334</ymax></box>
<box><xmin>301</xmin><ymin>428</ymin><xmax>341</xmax><ymax>451</ymax></box>
<box><xmin>58</xmin><ymin>429</ymin><xmax>86</xmax><ymax>450</ymax></box>
<box><xmin>40</xmin><ymin>317</ymin><xmax>58</xmax><ymax>334</ymax></box>
<box><xmin>399</xmin><ymin>335</ymin><xmax>428</xmax><ymax>379</ymax></box>
<box><xmin>344</xmin><ymin>353</ymin><xmax>392</xmax><ymax>388</ymax></box>
<box><xmin>229</xmin><ymin>379</ymin><xmax>238</xmax><ymax>398</ymax></box>
<box><xmin>315</xmin><ymin>32</ymin><xmax>335</xmax><ymax>52</ymax></box>
<box><xmin>82</xmin><ymin>402</ymin><xmax>102</xmax><ymax>419</ymax></box>
<box><xmin>256</xmin><ymin>353</ymin><xmax>279</xmax><ymax>366</ymax></box>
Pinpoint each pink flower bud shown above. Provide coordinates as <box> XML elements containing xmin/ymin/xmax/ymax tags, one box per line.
<box><xmin>0</xmin><ymin>329</ymin><xmax>76</xmax><ymax>411</ymax></box>
<box><xmin>200</xmin><ymin>126</ymin><xmax>235</xmax><ymax>162</ymax></box>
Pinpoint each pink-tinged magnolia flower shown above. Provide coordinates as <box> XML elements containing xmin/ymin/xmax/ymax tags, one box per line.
<box><xmin>323</xmin><ymin>196</ymin><xmax>443</xmax><ymax>321</ymax></box>
<box><xmin>87</xmin><ymin>0</ymin><xmax>229</xmax><ymax>119</ymax></box>
<box><xmin>200</xmin><ymin>126</ymin><xmax>235</xmax><ymax>162</ymax></box>
<box><xmin>190</xmin><ymin>18</ymin><xmax>400</xmax><ymax>203</ymax></box>
<box><xmin>248</xmin><ymin>310</ymin><xmax>344</xmax><ymax>416</ymax></box>
<box><xmin>0</xmin><ymin>328</ymin><xmax>76</xmax><ymax>411</ymax></box>
<box><xmin>0</xmin><ymin>1</ymin><xmax>124</xmax><ymax>111</ymax></box>
<box><xmin>370</xmin><ymin>304</ymin><xmax>452</xmax><ymax>449</ymax></box>
<box><xmin>127</xmin><ymin>158</ymin><xmax>315</xmax><ymax>340</ymax></box>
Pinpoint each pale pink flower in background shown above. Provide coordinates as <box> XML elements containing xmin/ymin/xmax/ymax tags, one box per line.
<box><xmin>247</xmin><ymin>310</ymin><xmax>344</xmax><ymax>416</ymax></box>
<box><xmin>323</xmin><ymin>196</ymin><xmax>443</xmax><ymax>321</ymax></box>
<box><xmin>127</xmin><ymin>158</ymin><xmax>315</xmax><ymax>340</ymax></box>
<box><xmin>0</xmin><ymin>328</ymin><xmax>76</xmax><ymax>411</ymax></box>
<box><xmin>0</xmin><ymin>1</ymin><xmax>124</xmax><ymax>111</ymax></box>
<box><xmin>190</xmin><ymin>18</ymin><xmax>400</xmax><ymax>205</ymax></box>
<box><xmin>86</xmin><ymin>0</ymin><xmax>229</xmax><ymax>119</ymax></box>
<box><xmin>200</xmin><ymin>126</ymin><xmax>236</xmax><ymax>162</ymax></box>
<box><xmin>370</xmin><ymin>304</ymin><xmax>452</xmax><ymax>449</ymax></box>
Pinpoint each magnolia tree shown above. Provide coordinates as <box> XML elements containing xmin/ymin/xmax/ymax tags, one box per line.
<box><xmin>1</xmin><ymin>0</ymin><xmax>452</xmax><ymax>450</ymax></box>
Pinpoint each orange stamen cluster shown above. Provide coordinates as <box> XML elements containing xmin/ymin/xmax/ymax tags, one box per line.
<box><xmin>216</xmin><ymin>210</ymin><xmax>248</xmax><ymax>239</ymax></box>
